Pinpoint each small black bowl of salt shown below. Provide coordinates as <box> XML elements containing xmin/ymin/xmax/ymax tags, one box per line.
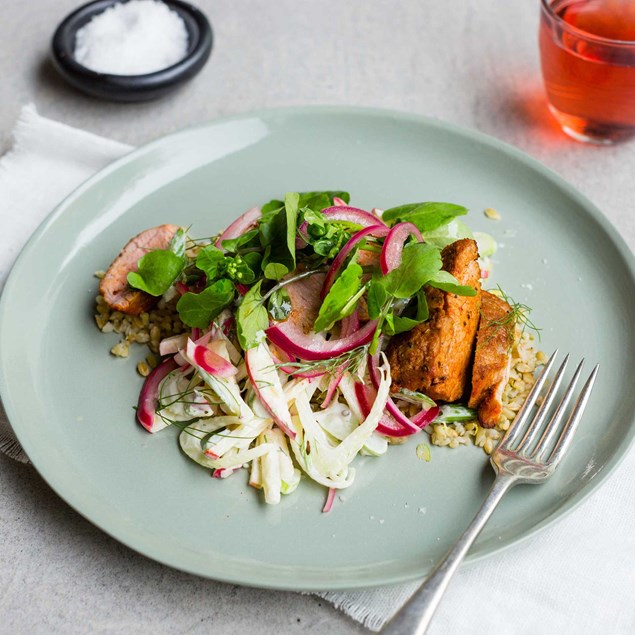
<box><xmin>51</xmin><ymin>0</ymin><xmax>213</xmax><ymax>102</ymax></box>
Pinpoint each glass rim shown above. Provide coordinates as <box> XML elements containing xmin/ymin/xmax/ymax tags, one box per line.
<box><xmin>541</xmin><ymin>0</ymin><xmax>635</xmax><ymax>47</ymax></box>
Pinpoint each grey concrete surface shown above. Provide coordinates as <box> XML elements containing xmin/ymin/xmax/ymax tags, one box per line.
<box><xmin>0</xmin><ymin>1</ymin><xmax>633</xmax><ymax>633</ymax></box>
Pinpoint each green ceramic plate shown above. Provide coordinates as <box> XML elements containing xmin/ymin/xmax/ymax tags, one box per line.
<box><xmin>1</xmin><ymin>108</ymin><xmax>634</xmax><ymax>591</ymax></box>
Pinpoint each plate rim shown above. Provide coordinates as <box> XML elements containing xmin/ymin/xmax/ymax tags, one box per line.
<box><xmin>1</xmin><ymin>105</ymin><xmax>634</xmax><ymax>591</ymax></box>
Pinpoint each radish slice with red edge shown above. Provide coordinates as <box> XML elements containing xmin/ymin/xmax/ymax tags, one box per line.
<box><xmin>215</xmin><ymin>206</ymin><xmax>261</xmax><ymax>250</ymax></box>
<box><xmin>137</xmin><ymin>358</ymin><xmax>178</xmax><ymax>433</ymax></box>
<box><xmin>321</xmin><ymin>364</ymin><xmax>347</xmax><ymax>409</ymax></box>
<box><xmin>340</xmin><ymin>311</ymin><xmax>360</xmax><ymax>338</ymax></box>
<box><xmin>159</xmin><ymin>334</ymin><xmax>188</xmax><ymax>357</ymax></box>
<box><xmin>321</xmin><ymin>205</ymin><xmax>387</xmax><ymax>227</ymax></box>
<box><xmin>321</xmin><ymin>224</ymin><xmax>389</xmax><ymax>298</ymax></box>
<box><xmin>411</xmin><ymin>405</ymin><xmax>440</xmax><ymax>428</ymax></box>
<box><xmin>354</xmin><ymin>381</ymin><xmax>415</xmax><ymax>437</ymax></box>
<box><xmin>186</xmin><ymin>339</ymin><xmax>237</xmax><ymax>377</ymax></box>
<box><xmin>322</xmin><ymin>487</ymin><xmax>336</xmax><ymax>513</ymax></box>
<box><xmin>380</xmin><ymin>222</ymin><xmax>424</xmax><ymax>274</ymax></box>
<box><xmin>245</xmin><ymin>340</ymin><xmax>297</xmax><ymax>439</ymax></box>
<box><xmin>297</xmin><ymin>205</ymin><xmax>388</xmax><ymax>249</ymax></box>
<box><xmin>367</xmin><ymin>353</ymin><xmax>429</xmax><ymax>432</ymax></box>
<box><xmin>266</xmin><ymin>318</ymin><xmax>377</xmax><ymax>361</ymax></box>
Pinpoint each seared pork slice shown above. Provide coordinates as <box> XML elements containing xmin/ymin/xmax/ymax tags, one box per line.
<box><xmin>469</xmin><ymin>291</ymin><xmax>515</xmax><ymax>427</ymax></box>
<box><xmin>387</xmin><ymin>238</ymin><xmax>481</xmax><ymax>401</ymax></box>
<box><xmin>99</xmin><ymin>224</ymin><xmax>180</xmax><ymax>315</ymax></box>
<box><xmin>285</xmin><ymin>273</ymin><xmax>326</xmax><ymax>334</ymax></box>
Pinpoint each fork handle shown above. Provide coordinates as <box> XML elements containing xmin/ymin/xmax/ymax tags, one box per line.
<box><xmin>383</xmin><ymin>473</ymin><xmax>517</xmax><ymax>635</ymax></box>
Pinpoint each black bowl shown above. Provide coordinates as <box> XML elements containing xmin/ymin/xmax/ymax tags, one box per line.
<box><xmin>51</xmin><ymin>0</ymin><xmax>213</xmax><ymax>102</ymax></box>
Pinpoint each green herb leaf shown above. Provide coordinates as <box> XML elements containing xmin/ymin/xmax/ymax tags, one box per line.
<box><xmin>415</xmin><ymin>289</ymin><xmax>429</xmax><ymax>321</ymax></box>
<box><xmin>260</xmin><ymin>192</ymin><xmax>298</xmax><ymax>280</ymax></box>
<box><xmin>242</xmin><ymin>252</ymin><xmax>262</xmax><ymax>279</ymax></box>
<box><xmin>127</xmin><ymin>250</ymin><xmax>185</xmax><ymax>297</ymax></box>
<box><xmin>267</xmin><ymin>288</ymin><xmax>292</xmax><ymax>321</ymax></box>
<box><xmin>236</xmin><ymin>280</ymin><xmax>269</xmax><ymax>350</ymax></box>
<box><xmin>381</xmin><ymin>243</ymin><xmax>442</xmax><ymax>299</ymax></box>
<box><xmin>384</xmin><ymin>314</ymin><xmax>419</xmax><ymax>335</ymax></box>
<box><xmin>428</xmin><ymin>270</ymin><xmax>477</xmax><ymax>296</ymax></box>
<box><xmin>383</xmin><ymin>202</ymin><xmax>468</xmax><ymax>232</ymax></box>
<box><xmin>367</xmin><ymin>281</ymin><xmax>388</xmax><ymax>320</ymax></box>
<box><xmin>220</xmin><ymin>229</ymin><xmax>260</xmax><ymax>254</ymax></box>
<box><xmin>298</xmin><ymin>191</ymin><xmax>350</xmax><ymax>212</ymax></box>
<box><xmin>314</xmin><ymin>262</ymin><xmax>364</xmax><ymax>333</ymax></box>
<box><xmin>195</xmin><ymin>245</ymin><xmax>226</xmax><ymax>281</ymax></box>
<box><xmin>176</xmin><ymin>279</ymin><xmax>235</xmax><ymax>328</ymax></box>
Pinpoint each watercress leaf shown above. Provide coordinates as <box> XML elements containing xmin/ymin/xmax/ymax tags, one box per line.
<box><xmin>221</xmin><ymin>229</ymin><xmax>259</xmax><ymax>254</ymax></box>
<box><xmin>416</xmin><ymin>289</ymin><xmax>429</xmax><ymax>321</ymax></box>
<box><xmin>195</xmin><ymin>245</ymin><xmax>226</xmax><ymax>280</ymax></box>
<box><xmin>428</xmin><ymin>270</ymin><xmax>477</xmax><ymax>296</ymax></box>
<box><xmin>127</xmin><ymin>250</ymin><xmax>185</xmax><ymax>297</ymax></box>
<box><xmin>367</xmin><ymin>281</ymin><xmax>388</xmax><ymax>320</ymax></box>
<box><xmin>236</xmin><ymin>280</ymin><xmax>269</xmax><ymax>350</ymax></box>
<box><xmin>382</xmin><ymin>202</ymin><xmax>468</xmax><ymax>232</ymax></box>
<box><xmin>381</xmin><ymin>243</ymin><xmax>442</xmax><ymax>298</ymax></box>
<box><xmin>176</xmin><ymin>278</ymin><xmax>235</xmax><ymax>328</ymax></box>
<box><xmin>260</xmin><ymin>192</ymin><xmax>298</xmax><ymax>280</ymax></box>
<box><xmin>260</xmin><ymin>198</ymin><xmax>284</xmax><ymax>217</ymax></box>
<box><xmin>314</xmin><ymin>262</ymin><xmax>363</xmax><ymax>333</ymax></box>
<box><xmin>169</xmin><ymin>228</ymin><xmax>187</xmax><ymax>257</ymax></box>
<box><xmin>391</xmin><ymin>315</ymin><xmax>425</xmax><ymax>334</ymax></box>
<box><xmin>267</xmin><ymin>288</ymin><xmax>292</xmax><ymax>321</ymax></box>
<box><xmin>263</xmin><ymin>262</ymin><xmax>289</xmax><ymax>280</ymax></box>
<box><xmin>382</xmin><ymin>311</ymin><xmax>395</xmax><ymax>335</ymax></box>
<box><xmin>242</xmin><ymin>251</ymin><xmax>262</xmax><ymax>275</ymax></box>
<box><xmin>228</xmin><ymin>255</ymin><xmax>256</xmax><ymax>284</ymax></box>
<box><xmin>298</xmin><ymin>191</ymin><xmax>350</xmax><ymax>211</ymax></box>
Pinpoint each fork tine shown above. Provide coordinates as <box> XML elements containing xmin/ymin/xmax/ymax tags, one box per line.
<box><xmin>515</xmin><ymin>355</ymin><xmax>570</xmax><ymax>454</ymax></box>
<box><xmin>533</xmin><ymin>359</ymin><xmax>585</xmax><ymax>461</ymax></box>
<box><xmin>548</xmin><ymin>364</ymin><xmax>599</xmax><ymax>467</ymax></box>
<box><xmin>502</xmin><ymin>349</ymin><xmax>559</xmax><ymax>448</ymax></box>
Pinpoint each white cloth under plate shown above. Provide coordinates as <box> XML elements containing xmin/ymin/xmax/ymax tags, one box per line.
<box><xmin>0</xmin><ymin>106</ymin><xmax>633</xmax><ymax>633</ymax></box>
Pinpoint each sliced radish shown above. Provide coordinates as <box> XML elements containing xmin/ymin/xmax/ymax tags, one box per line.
<box><xmin>322</xmin><ymin>487</ymin><xmax>336</xmax><ymax>513</ymax></box>
<box><xmin>321</xmin><ymin>225</ymin><xmax>389</xmax><ymax>299</ymax></box>
<box><xmin>266</xmin><ymin>318</ymin><xmax>377</xmax><ymax>361</ymax></box>
<box><xmin>354</xmin><ymin>380</ymin><xmax>416</xmax><ymax>437</ymax></box>
<box><xmin>368</xmin><ymin>353</ymin><xmax>437</xmax><ymax>432</ymax></box>
<box><xmin>137</xmin><ymin>358</ymin><xmax>178</xmax><ymax>433</ymax></box>
<box><xmin>320</xmin><ymin>364</ymin><xmax>347</xmax><ymax>410</ymax></box>
<box><xmin>321</xmin><ymin>205</ymin><xmax>387</xmax><ymax>228</ymax></box>
<box><xmin>185</xmin><ymin>339</ymin><xmax>237</xmax><ymax>377</ymax></box>
<box><xmin>215</xmin><ymin>206</ymin><xmax>261</xmax><ymax>250</ymax></box>
<box><xmin>159</xmin><ymin>333</ymin><xmax>188</xmax><ymax>356</ymax></box>
<box><xmin>340</xmin><ymin>312</ymin><xmax>360</xmax><ymax>338</ymax></box>
<box><xmin>380</xmin><ymin>222</ymin><xmax>424</xmax><ymax>274</ymax></box>
<box><xmin>245</xmin><ymin>339</ymin><xmax>297</xmax><ymax>439</ymax></box>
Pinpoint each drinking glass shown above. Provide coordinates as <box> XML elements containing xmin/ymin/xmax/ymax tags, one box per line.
<box><xmin>539</xmin><ymin>0</ymin><xmax>635</xmax><ymax>144</ymax></box>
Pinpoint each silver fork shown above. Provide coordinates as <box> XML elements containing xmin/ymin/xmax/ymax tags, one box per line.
<box><xmin>383</xmin><ymin>351</ymin><xmax>599</xmax><ymax>635</ymax></box>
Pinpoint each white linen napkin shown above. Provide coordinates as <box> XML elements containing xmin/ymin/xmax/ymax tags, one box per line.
<box><xmin>1</xmin><ymin>106</ymin><xmax>633</xmax><ymax>633</ymax></box>
<box><xmin>0</xmin><ymin>105</ymin><xmax>131</xmax><ymax>463</ymax></box>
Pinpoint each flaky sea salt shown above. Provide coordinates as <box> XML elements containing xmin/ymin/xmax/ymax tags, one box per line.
<box><xmin>74</xmin><ymin>0</ymin><xmax>188</xmax><ymax>75</ymax></box>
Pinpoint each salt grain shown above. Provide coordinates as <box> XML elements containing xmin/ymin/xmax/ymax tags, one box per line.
<box><xmin>74</xmin><ymin>0</ymin><xmax>188</xmax><ymax>75</ymax></box>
